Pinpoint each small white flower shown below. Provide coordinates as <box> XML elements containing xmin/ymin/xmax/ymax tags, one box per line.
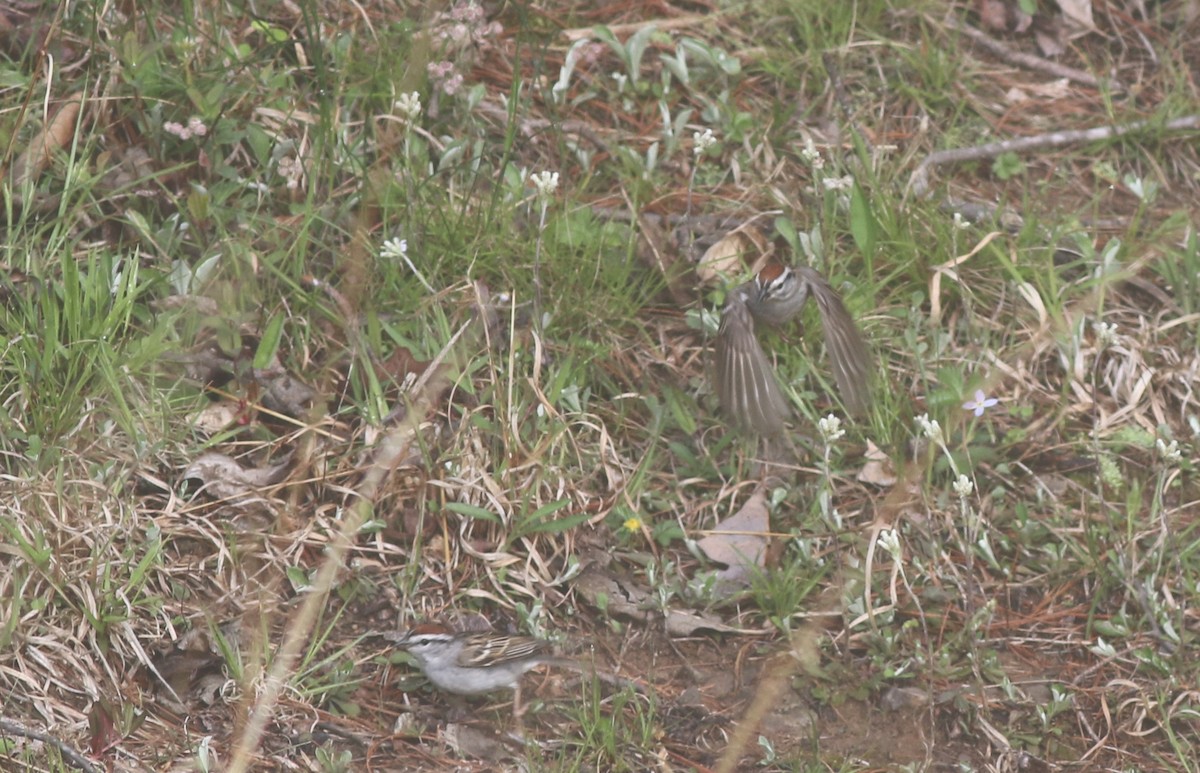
<box><xmin>953</xmin><ymin>474</ymin><xmax>974</xmax><ymax>499</ymax></box>
<box><xmin>916</xmin><ymin>413</ymin><xmax>942</xmax><ymax>443</ymax></box>
<box><xmin>818</xmin><ymin>413</ymin><xmax>845</xmax><ymax>443</ymax></box>
<box><xmin>962</xmin><ymin>389</ymin><xmax>999</xmax><ymax>417</ymax></box>
<box><xmin>1156</xmin><ymin>438</ymin><xmax>1182</xmax><ymax>466</ymax></box>
<box><xmin>876</xmin><ymin>528</ymin><xmax>901</xmax><ymax>559</ymax></box>
<box><xmin>952</xmin><ymin>212</ymin><xmax>972</xmax><ymax>230</ymax></box>
<box><xmin>380</xmin><ymin>237</ymin><xmax>408</xmax><ymax>260</ymax></box>
<box><xmin>1092</xmin><ymin>320</ymin><xmax>1117</xmax><ymax>347</ymax></box>
<box><xmin>1124</xmin><ymin>173</ymin><xmax>1158</xmax><ymax>203</ymax></box>
<box><xmin>381</xmin><ymin>236</ymin><xmax>435</xmax><ymax>294</ymax></box>
<box><xmin>692</xmin><ymin>128</ymin><xmax>717</xmax><ymax>157</ymax></box>
<box><xmin>530</xmin><ymin>170</ymin><xmax>559</xmax><ymax>201</ymax></box>
<box><xmin>800</xmin><ymin>137</ymin><xmax>824</xmax><ymax>170</ymax></box>
<box><xmin>394</xmin><ymin>91</ymin><xmax>422</xmax><ymax>123</ymax></box>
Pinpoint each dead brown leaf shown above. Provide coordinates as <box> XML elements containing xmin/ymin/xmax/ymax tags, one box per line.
<box><xmin>1033</xmin><ymin>16</ymin><xmax>1067</xmax><ymax>57</ymax></box>
<box><xmin>696</xmin><ymin>491</ymin><xmax>770</xmax><ymax>595</ymax></box>
<box><xmin>857</xmin><ymin>440</ymin><xmax>897</xmax><ymax>487</ymax></box>
<box><xmin>12</xmin><ymin>93</ymin><xmax>83</xmax><ymax>187</ymax></box>
<box><xmin>1057</xmin><ymin>0</ymin><xmax>1095</xmax><ymax>36</ymax></box>
<box><xmin>183</xmin><ymin>452</ymin><xmax>291</xmax><ymax>501</ymax></box>
<box><xmin>696</xmin><ymin>231</ymin><xmax>754</xmax><ymax>284</ymax></box>
<box><xmin>255</xmin><ymin>367</ymin><xmax>317</xmax><ymax>416</ymax></box>
<box><xmin>187</xmin><ymin>402</ymin><xmax>243</xmax><ymax>435</ymax></box>
<box><xmin>696</xmin><ymin>220</ymin><xmax>772</xmax><ymax>284</ymax></box>
<box><xmin>377</xmin><ymin>345</ymin><xmax>433</xmax><ymax>384</ymax></box>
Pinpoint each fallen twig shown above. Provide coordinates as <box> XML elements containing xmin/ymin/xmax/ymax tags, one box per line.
<box><xmin>908</xmin><ymin>114</ymin><xmax>1200</xmax><ymax>197</ymax></box>
<box><xmin>0</xmin><ymin>718</ymin><xmax>100</xmax><ymax>773</ymax></box>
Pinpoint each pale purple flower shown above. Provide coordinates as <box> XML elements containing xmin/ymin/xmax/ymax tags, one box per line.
<box><xmin>163</xmin><ymin>121</ymin><xmax>190</xmax><ymax>140</ymax></box>
<box><xmin>164</xmin><ymin>117</ymin><xmax>207</xmax><ymax>140</ymax></box>
<box><xmin>427</xmin><ymin>61</ymin><xmax>462</xmax><ymax>95</ymax></box>
<box><xmin>433</xmin><ymin>2</ymin><xmax>500</xmax><ymax>45</ymax></box>
<box><xmin>577</xmin><ymin>42</ymin><xmax>606</xmax><ymax>66</ymax></box>
<box><xmin>962</xmin><ymin>389</ymin><xmax>999</xmax><ymax>417</ymax></box>
<box><xmin>440</xmin><ymin>73</ymin><xmax>464</xmax><ymax>96</ymax></box>
<box><xmin>427</xmin><ymin>61</ymin><xmax>455</xmax><ymax>79</ymax></box>
<box><xmin>276</xmin><ymin>155</ymin><xmax>304</xmax><ymax>190</ymax></box>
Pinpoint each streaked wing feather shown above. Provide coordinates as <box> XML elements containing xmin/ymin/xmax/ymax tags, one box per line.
<box><xmin>798</xmin><ymin>267</ymin><xmax>872</xmax><ymax>415</ymax></box>
<box><xmin>716</xmin><ymin>293</ymin><xmax>791</xmax><ymax>434</ymax></box>
<box><xmin>457</xmin><ymin>635</ymin><xmax>550</xmax><ymax>668</ymax></box>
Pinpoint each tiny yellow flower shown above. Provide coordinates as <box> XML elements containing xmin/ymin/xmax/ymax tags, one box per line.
<box><xmin>623</xmin><ymin>517</ymin><xmax>643</xmax><ymax>533</ymax></box>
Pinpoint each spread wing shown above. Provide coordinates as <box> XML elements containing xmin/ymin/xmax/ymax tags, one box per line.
<box><xmin>797</xmin><ymin>267</ymin><xmax>872</xmax><ymax>415</ymax></box>
<box><xmin>715</xmin><ymin>290</ymin><xmax>792</xmax><ymax>434</ymax></box>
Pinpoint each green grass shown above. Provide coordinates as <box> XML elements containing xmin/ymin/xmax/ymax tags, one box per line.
<box><xmin>1</xmin><ymin>0</ymin><xmax>1198</xmax><ymax>770</ymax></box>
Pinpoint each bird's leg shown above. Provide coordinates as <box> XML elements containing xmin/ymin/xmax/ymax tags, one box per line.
<box><xmin>512</xmin><ymin>681</ymin><xmax>526</xmax><ymax>734</ymax></box>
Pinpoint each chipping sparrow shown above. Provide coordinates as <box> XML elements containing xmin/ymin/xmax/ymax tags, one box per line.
<box><xmin>396</xmin><ymin>623</ymin><xmax>562</xmax><ymax>696</ymax></box>
<box><xmin>715</xmin><ymin>263</ymin><xmax>871</xmax><ymax>434</ymax></box>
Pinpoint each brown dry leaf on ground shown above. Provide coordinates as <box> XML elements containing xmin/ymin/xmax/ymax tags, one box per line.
<box><xmin>695</xmin><ymin>224</ymin><xmax>771</xmax><ymax>285</ymax></box>
<box><xmin>856</xmin><ymin>440</ymin><xmax>897</xmax><ymax>487</ymax></box>
<box><xmin>11</xmin><ymin>93</ymin><xmax>82</xmax><ymax>186</ymax></box>
<box><xmin>182</xmin><ymin>451</ymin><xmax>292</xmax><ymax>501</ymax></box>
<box><xmin>254</xmin><ymin>366</ymin><xmax>317</xmax><ymax>416</ymax></box>
<box><xmin>187</xmin><ymin>401</ymin><xmax>243</xmax><ymax>435</ymax></box>
<box><xmin>695</xmin><ymin>229</ymin><xmax>749</xmax><ymax>282</ymax></box>
<box><xmin>1057</xmin><ymin>0</ymin><xmax>1096</xmax><ymax>36</ymax></box>
<box><xmin>696</xmin><ymin>489</ymin><xmax>770</xmax><ymax>596</ymax></box>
